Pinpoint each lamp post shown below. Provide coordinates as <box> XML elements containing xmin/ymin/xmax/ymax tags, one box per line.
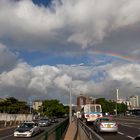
<box><xmin>29</xmin><ymin>101</ymin><xmax>32</xmax><ymax>114</ymax></box>
<box><xmin>115</xmin><ymin>89</ymin><xmax>118</xmax><ymax>116</ymax></box>
<box><xmin>134</xmin><ymin>87</ymin><xmax>140</xmax><ymax>108</ymax></box>
<box><xmin>69</xmin><ymin>63</ymin><xmax>84</xmax><ymax>124</ymax></box>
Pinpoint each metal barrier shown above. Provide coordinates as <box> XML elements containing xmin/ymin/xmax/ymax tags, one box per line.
<box><xmin>77</xmin><ymin>119</ymin><xmax>104</xmax><ymax>140</ymax></box>
<box><xmin>37</xmin><ymin>118</ymin><xmax>69</xmax><ymax>140</ymax></box>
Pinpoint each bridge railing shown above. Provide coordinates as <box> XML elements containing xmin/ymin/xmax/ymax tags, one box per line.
<box><xmin>77</xmin><ymin>119</ymin><xmax>104</xmax><ymax>140</ymax></box>
<box><xmin>36</xmin><ymin>117</ymin><xmax>69</xmax><ymax>140</ymax></box>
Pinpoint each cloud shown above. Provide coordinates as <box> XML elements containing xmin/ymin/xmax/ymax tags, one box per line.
<box><xmin>0</xmin><ymin>43</ymin><xmax>18</xmax><ymax>72</ymax></box>
<box><xmin>0</xmin><ymin>0</ymin><xmax>140</xmax><ymax>57</ymax></box>
<box><xmin>0</xmin><ymin>51</ymin><xmax>140</xmax><ymax>103</ymax></box>
<box><xmin>1</xmin><ymin>1</ymin><xmax>140</xmax><ymax>103</ymax></box>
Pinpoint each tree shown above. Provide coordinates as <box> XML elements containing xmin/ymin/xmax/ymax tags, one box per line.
<box><xmin>0</xmin><ymin>97</ymin><xmax>29</xmax><ymax>114</ymax></box>
<box><xmin>39</xmin><ymin>99</ymin><xmax>69</xmax><ymax>117</ymax></box>
<box><xmin>96</xmin><ymin>98</ymin><xmax>128</xmax><ymax>115</ymax></box>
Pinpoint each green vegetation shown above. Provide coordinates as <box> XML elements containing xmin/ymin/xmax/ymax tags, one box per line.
<box><xmin>0</xmin><ymin>96</ymin><xmax>127</xmax><ymax>116</ymax></box>
<box><xmin>0</xmin><ymin>97</ymin><xmax>29</xmax><ymax>113</ymax></box>
<box><xmin>38</xmin><ymin>99</ymin><xmax>69</xmax><ymax>117</ymax></box>
<box><xmin>96</xmin><ymin>98</ymin><xmax>128</xmax><ymax>115</ymax></box>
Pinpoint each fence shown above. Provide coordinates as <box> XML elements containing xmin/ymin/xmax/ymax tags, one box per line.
<box><xmin>77</xmin><ymin>119</ymin><xmax>104</xmax><ymax>140</ymax></box>
<box><xmin>36</xmin><ymin>118</ymin><xmax>69</xmax><ymax>140</ymax></box>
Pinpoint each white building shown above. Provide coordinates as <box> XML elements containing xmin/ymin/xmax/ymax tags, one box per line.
<box><xmin>129</xmin><ymin>95</ymin><xmax>139</xmax><ymax>109</ymax></box>
<box><xmin>32</xmin><ymin>100</ymin><xmax>43</xmax><ymax>111</ymax></box>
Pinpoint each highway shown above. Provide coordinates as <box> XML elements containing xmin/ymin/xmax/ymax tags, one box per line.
<box><xmin>90</xmin><ymin>117</ymin><xmax>140</xmax><ymax>140</ymax></box>
<box><xmin>0</xmin><ymin>125</ymin><xmax>49</xmax><ymax>140</ymax></box>
<box><xmin>1</xmin><ymin>117</ymin><xmax>140</xmax><ymax>140</ymax></box>
<box><xmin>0</xmin><ymin>118</ymin><xmax>64</xmax><ymax>140</ymax></box>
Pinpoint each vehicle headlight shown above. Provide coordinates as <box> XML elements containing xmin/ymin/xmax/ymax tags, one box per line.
<box><xmin>29</xmin><ymin>130</ymin><xmax>33</xmax><ymax>133</ymax></box>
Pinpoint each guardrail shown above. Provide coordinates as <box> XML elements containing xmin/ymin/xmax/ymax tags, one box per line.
<box><xmin>37</xmin><ymin>118</ymin><xmax>69</xmax><ymax>140</ymax></box>
<box><xmin>77</xmin><ymin>119</ymin><xmax>104</xmax><ymax>140</ymax></box>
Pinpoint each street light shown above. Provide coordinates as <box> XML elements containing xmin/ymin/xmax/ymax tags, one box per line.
<box><xmin>115</xmin><ymin>89</ymin><xmax>118</xmax><ymax>116</ymax></box>
<box><xmin>69</xmin><ymin>63</ymin><xmax>84</xmax><ymax>124</ymax></box>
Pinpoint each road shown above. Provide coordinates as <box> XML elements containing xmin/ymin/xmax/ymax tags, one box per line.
<box><xmin>90</xmin><ymin>117</ymin><xmax>140</xmax><ymax>140</ymax></box>
<box><xmin>0</xmin><ymin>118</ymin><xmax>65</xmax><ymax>140</ymax></box>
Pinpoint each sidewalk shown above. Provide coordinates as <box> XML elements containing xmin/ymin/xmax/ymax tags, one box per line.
<box><xmin>64</xmin><ymin>118</ymin><xmax>79</xmax><ymax>140</ymax></box>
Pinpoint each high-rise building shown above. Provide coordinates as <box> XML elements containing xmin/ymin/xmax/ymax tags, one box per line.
<box><xmin>32</xmin><ymin>100</ymin><xmax>43</xmax><ymax>111</ymax></box>
<box><xmin>77</xmin><ymin>94</ymin><xmax>86</xmax><ymax>107</ymax></box>
<box><xmin>77</xmin><ymin>94</ymin><xmax>94</xmax><ymax>107</ymax></box>
<box><xmin>129</xmin><ymin>95</ymin><xmax>139</xmax><ymax>109</ymax></box>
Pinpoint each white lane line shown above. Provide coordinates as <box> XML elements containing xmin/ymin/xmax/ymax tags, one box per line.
<box><xmin>126</xmin><ymin>135</ymin><xmax>135</xmax><ymax>140</ymax></box>
<box><xmin>0</xmin><ymin>134</ymin><xmax>13</xmax><ymax>140</ymax></box>
<box><xmin>118</xmin><ymin>131</ymin><xmax>124</xmax><ymax>135</ymax></box>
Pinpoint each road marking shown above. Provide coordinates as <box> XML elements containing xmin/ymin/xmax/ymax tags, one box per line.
<box><xmin>126</xmin><ymin>135</ymin><xmax>135</xmax><ymax>140</ymax></box>
<box><xmin>118</xmin><ymin>131</ymin><xmax>124</xmax><ymax>135</ymax></box>
<box><xmin>0</xmin><ymin>134</ymin><xmax>13</xmax><ymax>140</ymax></box>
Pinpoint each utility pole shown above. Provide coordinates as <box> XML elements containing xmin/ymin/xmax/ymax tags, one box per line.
<box><xmin>116</xmin><ymin>89</ymin><xmax>118</xmax><ymax>116</ymax></box>
<box><xmin>30</xmin><ymin>101</ymin><xmax>32</xmax><ymax>114</ymax></box>
<box><xmin>69</xmin><ymin>63</ymin><xmax>84</xmax><ymax>124</ymax></box>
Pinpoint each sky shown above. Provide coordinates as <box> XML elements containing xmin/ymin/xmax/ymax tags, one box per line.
<box><xmin>0</xmin><ymin>0</ymin><xmax>140</xmax><ymax>104</ymax></box>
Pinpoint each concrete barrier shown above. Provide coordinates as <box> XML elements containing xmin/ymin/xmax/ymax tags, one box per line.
<box><xmin>0</xmin><ymin>113</ymin><xmax>33</xmax><ymax>128</ymax></box>
<box><xmin>0</xmin><ymin>113</ymin><xmax>33</xmax><ymax>121</ymax></box>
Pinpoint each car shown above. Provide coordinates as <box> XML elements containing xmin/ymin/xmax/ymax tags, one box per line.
<box><xmin>50</xmin><ymin>117</ymin><xmax>59</xmax><ymax>123</ymax></box>
<box><xmin>14</xmin><ymin>121</ymin><xmax>41</xmax><ymax>137</ymax></box>
<box><xmin>93</xmin><ymin>117</ymin><xmax>118</xmax><ymax>133</ymax></box>
<box><xmin>38</xmin><ymin>118</ymin><xmax>51</xmax><ymax>127</ymax></box>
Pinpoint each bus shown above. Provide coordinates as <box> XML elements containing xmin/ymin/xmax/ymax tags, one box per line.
<box><xmin>80</xmin><ymin>104</ymin><xmax>102</xmax><ymax>123</ymax></box>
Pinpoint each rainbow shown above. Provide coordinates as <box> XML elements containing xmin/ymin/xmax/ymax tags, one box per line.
<box><xmin>92</xmin><ymin>51</ymin><xmax>135</xmax><ymax>62</ymax></box>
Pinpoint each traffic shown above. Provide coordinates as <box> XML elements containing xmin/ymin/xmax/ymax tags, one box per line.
<box><xmin>77</xmin><ymin>103</ymin><xmax>140</xmax><ymax>140</ymax></box>
<box><xmin>0</xmin><ymin>117</ymin><xmax>63</xmax><ymax>140</ymax></box>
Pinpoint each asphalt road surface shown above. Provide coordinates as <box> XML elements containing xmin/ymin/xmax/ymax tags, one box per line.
<box><xmin>90</xmin><ymin>118</ymin><xmax>140</xmax><ymax>140</ymax></box>
<box><xmin>0</xmin><ymin>118</ymin><xmax>65</xmax><ymax>140</ymax></box>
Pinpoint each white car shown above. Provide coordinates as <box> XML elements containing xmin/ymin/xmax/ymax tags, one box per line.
<box><xmin>93</xmin><ymin>117</ymin><xmax>118</xmax><ymax>133</ymax></box>
<box><xmin>14</xmin><ymin>121</ymin><xmax>41</xmax><ymax>137</ymax></box>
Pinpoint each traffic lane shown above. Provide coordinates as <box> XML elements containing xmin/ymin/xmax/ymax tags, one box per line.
<box><xmin>0</xmin><ymin>118</ymin><xmax>66</xmax><ymax>140</ymax></box>
<box><xmin>89</xmin><ymin>125</ymin><xmax>131</xmax><ymax>140</ymax></box>
<box><xmin>119</xmin><ymin>123</ymin><xmax>140</xmax><ymax>138</ymax></box>
<box><xmin>90</xmin><ymin>125</ymin><xmax>131</xmax><ymax>140</ymax></box>
<box><xmin>0</xmin><ymin>125</ymin><xmax>53</xmax><ymax>140</ymax></box>
<box><xmin>118</xmin><ymin>121</ymin><xmax>140</xmax><ymax>129</ymax></box>
<box><xmin>100</xmin><ymin>123</ymin><xmax>140</xmax><ymax>140</ymax></box>
<box><xmin>100</xmin><ymin>132</ymin><xmax>130</xmax><ymax>140</ymax></box>
<box><xmin>89</xmin><ymin>123</ymin><xmax>136</xmax><ymax>140</ymax></box>
<box><xmin>0</xmin><ymin>127</ymin><xmax>16</xmax><ymax>138</ymax></box>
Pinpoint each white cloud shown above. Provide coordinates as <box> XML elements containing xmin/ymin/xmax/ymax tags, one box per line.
<box><xmin>108</xmin><ymin>63</ymin><xmax>140</xmax><ymax>85</ymax></box>
<box><xmin>1</xmin><ymin>0</ymin><xmax>140</xmax><ymax>102</ymax></box>
<box><xmin>0</xmin><ymin>54</ymin><xmax>140</xmax><ymax>102</ymax></box>
<box><xmin>0</xmin><ymin>0</ymin><xmax>140</xmax><ymax>55</ymax></box>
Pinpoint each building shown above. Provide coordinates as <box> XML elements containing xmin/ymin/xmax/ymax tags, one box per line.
<box><xmin>0</xmin><ymin>98</ymin><xmax>5</xmax><ymax>102</ymax></box>
<box><xmin>32</xmin><ymin>100</ymin><xmax>43</xmax><ymax>111</ymax></box>
<box><xmin>77</xmin><ymin>94</ymin><xmax>95</xmax><ymax>107</ymax></box>
<box><xmin>77</xmin><ymin>94</ymin><xmax>86</xmax><ymax>107</ymax></box>
<box><xmin>129</xmin><ymin>95</ymin><xmax>139</xmax><ymax>109</ymax></box>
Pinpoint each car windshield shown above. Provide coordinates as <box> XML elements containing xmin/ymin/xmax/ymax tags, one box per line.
<box><xmin>20</xmin><ymin>123</ymin><xmax>34</xmax><ymax>128</ymax></box>
<box><xmin>96</xmin><ymin>106</ymin><xmax>101</xmax><ymax>112</ymax></box>
<box><xmin>40</xmin><ymin>119</ymin><xmax>48</xmax><ymax>121</ymax></box>
<box><xmin>100</xmin><ymin>118</ymin><xmax>113</xmax><ymax>122</ymax></box>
